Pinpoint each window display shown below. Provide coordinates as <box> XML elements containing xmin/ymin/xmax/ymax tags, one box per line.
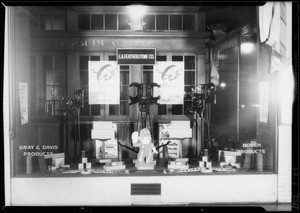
<box><xmin>3</xmin><ymin>3</ymin><xmax>294</xmax><ymax>207</ymax></box>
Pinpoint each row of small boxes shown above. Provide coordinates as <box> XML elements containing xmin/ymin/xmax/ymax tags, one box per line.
<box><xmin>220</xmin><ymin>161</ymin><xmax>241</xmax><ymax>168</ymax></box>
<box><xmin>199</xmin><ymin>156</ymin><xmax>212</xmax><ymax>169</ymax></box>
<box><xmin>103</xmin><ymin>161</ymin><xmax>126</xmax><ymax>171</ymax></box>
<box><xmin>168</xmin><ymin>158</ymin><xmax>189</xmax><ymax>170</ymax></box>
<box><xmin>78</xmin><ymin>157</ymin><xmax>92</xmax><ymax>170</ymax></box>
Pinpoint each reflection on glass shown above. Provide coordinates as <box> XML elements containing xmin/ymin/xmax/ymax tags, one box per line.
<box><xmin>105</xmin><ymin>14</ymin><xmax>117</xmax><ymax>30</ymax></box>
<box><xmin>170</xmin><ymin>15</ymin><xmax>182</xmax><ymax>30</ymax></box>
<box><xmin>52</xmin><ymin>14</ymin><xmax>65</xmax><ymax>30</ymax></box>
<box><xmin>90</xmin><ymin>56</ymin><xmax>100</xmax><ymax>61</ymax></box>
<box><xmin>43</xmin><ymin>55</ymin><xmax>53</xmax><ymax>69</ymax></box>
<box><xmin>158</xmin><ymin>104</ymin><xmax>167</xmax><ymax>115</ymax></box>
<box><xmin>183</xmin><ymin>15</ymin><xmax>195</xmax><ymax>30</ymax></box>
<box><xmin>118</xmin><ymin>14</ymin><xmax>131</xmax><ymax>30</ymax></box>
<box><xmin>109</xmin><ymin>105</ymin><xmax>118</xmax><ymax>115</ymax></box>
<box><xmin>143</xmin><ymin>15</ymin><xmax>155</xmax><ymax>30</ymax></box>
<box><xmin>172</xmin><ymin>104</ymin><xmax>182</xmax><ymax>115</ymax></box>
<box><xmin>91</xmin><ymin>14</ymin><xmax>103</xmax><ymax>30</ymax></box>
<box><xmin>79</xmin><ymin>56</ymin><xmax>89</xmax><ymax>70</ymax></box>
<box><xmin>78</xmin><ymin>14</ymin><xmax>90</xmax><ymax>30</ymax></box>
<box><xmin>211</xmin><ymin>46</ymin><xmax>237</xmax><ymax>143</ymax></box>
<box><xmin>120</xmin><ymin>101</ymin><xmax>129</xmax><ymax>115</ymax></box>
<box><xmin>91</xmin><ymin>105</ymin><xmax>100</xmax><ymax>115</ymax></box>
<box><xmin>81</xmin><ymin>101</ymin><xmax>90</xmax><ymax>116</ymax></box>
<box><xmin>156</xmin><ymin>15</ymin><xmax>168</xmax><ymax>30</ymax></box>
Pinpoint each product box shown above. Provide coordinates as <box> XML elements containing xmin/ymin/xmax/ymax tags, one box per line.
<box><xmin>82</xmin><ymin>157</ymin><xmax>88</xmax><ymax>163</ymax></box>
<box><xmin>199</xmin><ymin>161</ymin><xmax>205</xmax><ymax>168</ymax></box>
<box><xmin>53</xmin><ymin>157</ymin><xmax>64</xmax><ymax>167</ymax></box>
<box><xmin>95</xmin><ymin>138</ymin><xmax>118</xmax><ymax>159</ymax></box>
<box><xmin>206</xmin><ymin>162</ymin><xmax>212</xmax><ymax>168</ymax></box>
<box><xmin>202</xmin><ymin>156</ymin><xmax>208</xmax><ymax>162</ymax></box>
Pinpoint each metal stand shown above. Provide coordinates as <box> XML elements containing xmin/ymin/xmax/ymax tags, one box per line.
<box><xmin>60</xmin><ymin>89</ymin><xmax>84</xmax><ymax>163</ymax></box>
<box><xmin>185</xmin><ymin>83</ymin><xmax>216</xmax><ymax>155</ymax></box>
<box><xmin>129</xmin><ymin>82</ymin><xmax>160</xmax><ymax>129</ymax></box>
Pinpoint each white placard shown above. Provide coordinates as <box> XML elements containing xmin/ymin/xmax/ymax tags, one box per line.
<box><xmin>95</xmin><ymin>139</ymin><xmax>118</xmax><ymax>159</ymax></box>
<box><xmin>93</xmin><ymin>121</ymin><xmax>113</xmax><ymax>130</ymax></box>
<box><xmin>168</xmin><ymin>128</ymin><xmax>192</xmax><ymax>138</ymax></box>
<box><xmin>154</xmin><ymin>62</ymin><xmax>184</xmax><ymax>104</ymax></box>
<box><xmin>171</xmin><ymin>121</ymin><xmax>190</xmax><ymax>129</ymax></box>
<box><xmin>19</xmin><ymin>83</ymin><xmax>28</xmax><ymax>125</ymax></box>
<box><xmin>88</xmin><ymin>61</ymin><xmax>120</xmax><ymax>104</ymax></box>
<box><xmin>166</xmin><ymin>140</ymin><xmax>180</xmax><ymax>158</ymax></box>
<box><xmin>91</xmin><ymin>122</ymin><xmax>116</xmax><ymax>140</ymax></box>
<box><xmin>259</xmin><ymin>82</ymin><xmax>269</xmax><ymax>123</ymax></box>
<box><xmin>91</xmin><ymin>129</ymin><xmax>115</xmax><ymax>140</ymax></box>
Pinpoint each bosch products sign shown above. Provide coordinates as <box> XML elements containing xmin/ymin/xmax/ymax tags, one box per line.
<box><xmin>117</xmin><ymin>48</ymin><xmax>156</xmax><ymax>65</ymax></box>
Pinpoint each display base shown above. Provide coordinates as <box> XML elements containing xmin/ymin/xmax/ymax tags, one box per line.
<box><xmin>135</xmin><ymin>162</ymin><xmax>155</xmax><ymax>170</ymax></box>
<box><xmin>104</xmin><ymin>165</ymin><xmax>126</xmax><ymax>171</ymax></box>
<box><xmin>168</xmin><ymin>165</ymin><xmax>189</xmax><ymax>170</ymax></box>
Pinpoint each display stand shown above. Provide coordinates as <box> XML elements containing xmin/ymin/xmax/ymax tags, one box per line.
<box><xmin>185</xmin><ymin>83</ymin><xmax>216</xmax><ymax>156</ymax></box>
<box><xmin>129</xmin><ymin>83</ymin><xmax>160</xmax><ymax>170</ymax></box>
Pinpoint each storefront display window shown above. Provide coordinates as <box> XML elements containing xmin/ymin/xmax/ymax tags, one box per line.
<box><xmin>6</xmin><ymin>3</ymin><xmax>288</xmax><ymax>181</ymax></box>
<box><xmin>3</xmin><ymin>3</ymin><xmax>295</xmax><ymax>207</ymax></box>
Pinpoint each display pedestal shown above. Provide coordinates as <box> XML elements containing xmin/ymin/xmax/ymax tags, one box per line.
<box><xmin>134</xmin><ymin>160</ymin><xmax>156</xmax><ymax>170</ymax></box>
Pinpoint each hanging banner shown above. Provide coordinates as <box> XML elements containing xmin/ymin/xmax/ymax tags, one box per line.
<box><xmin>259</xmin><ymin>81</ymin><xmax>269</xmax><ymax>123</ymax></box>
<box><xmin>88</xmin><ymin>61</ymin><xmax>120</xmax><ymax>104</ymax></box>
<box><xmin>19</xmin><ymin>82</ymin><xmax>28</xmax><ymax>125</ymax></box>
<box><xmin>154</xmin><ymin>62</ymin><xmax>184</xmax><ymax>104</ymax></box>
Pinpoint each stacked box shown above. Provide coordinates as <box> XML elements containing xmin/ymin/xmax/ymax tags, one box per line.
<box><xmin>47</xmin><ymin>153</ymin><xmax>70</xmax><ymax>171</ymax></box>
<box><xmin>99</xmin><ymin>159</ymin><xmax>112</xmax><ymax>164</ymax></box>
<box><xmin>78</xmin><ymin>157</ymin><xmax>92</xmax><ymax>170</ymax></box>
<box><xmin>104</xmin><ymin>161</ymin><xmax>126</xmax><ymax>171</ymax></box>
<box><xmin>168</xmin><ymin>158</ymin><xmax>189</xmax><ymax>170</ymax></box>
<box><xmin>199</xmin><ymin>156</ymin><xmax>212</xmax><ymax>169</ymax></box>
<box><xmin>168</xmin><ymin>121</ymin><xmax>192</xmax><ymax>139</ymax></box>
<box><xmin>220</xmin><ymin>161</ymin><xmax>229</xmax><ymax>167</ymax></box>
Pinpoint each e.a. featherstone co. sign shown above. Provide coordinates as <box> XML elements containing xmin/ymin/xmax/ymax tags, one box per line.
<box><xmin>117</xmin><ymin>48</ymin><xmax>156</xmax><ymax>65</ymax></box>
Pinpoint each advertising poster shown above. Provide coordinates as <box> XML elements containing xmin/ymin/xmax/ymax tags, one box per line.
<box><xmin>19</xmin><ymin>82</ymin><xmax>28</xmax><ymax>125</ymax></box>
<box><xmin>95</xmin><ymin>139</ymin><xmax>118</xmax><ymax>159</ymax></box>
<box><xmin>88</xmin><ymin>61</ymin><xmax>120</xmax><ymax>104</ymax></box>
<box><xmin>154</xmin><ymin>62</ymin><xmax>184</xmax><ymax>104</ymax></box>
<box><xmin>158</xmin><ymin>123</ymin><xmax>181</xmax><ymax>158</ymax></box>
<box><xmin>259</xmin><ymin>81</ymin><xmax>269</xmax><ymax>123</ymax></box>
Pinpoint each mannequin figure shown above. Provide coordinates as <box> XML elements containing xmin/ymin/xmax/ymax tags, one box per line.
<box><xmin>132</xmin><ymin>128</ymin><xmax>158</xmax><ymax>164</ymax></box>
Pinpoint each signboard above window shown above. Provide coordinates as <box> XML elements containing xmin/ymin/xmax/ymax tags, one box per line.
<box><xmin>117</xmin><ymin>48</ymin><xmax>156</xmax><ymax>65</ymax></box>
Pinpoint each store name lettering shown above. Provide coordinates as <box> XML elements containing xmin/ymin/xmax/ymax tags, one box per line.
<box><xmin>44</xmin><ymin>39</ymin><xmax>153</xmax><ymax>48</ymax></box>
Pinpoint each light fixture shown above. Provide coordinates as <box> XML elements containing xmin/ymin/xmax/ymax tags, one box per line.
<box><xmin>220</xmin><ymin>82</ymin><xmax>226</xmax><ymax>88</ymax></box>
<box><xmin>127</xmin><ymin>5</ymin><xmax>147</xmax><ymax>31</ymax></box>
<box><xmin>128</xmin><ymin>5</ymin><xmax>147</xmax><ymax>18</ymax></box>
<box><xmin>241</xmin><ymin>42</ymin><xmax>255</xmax><ymax>54</ymax></box>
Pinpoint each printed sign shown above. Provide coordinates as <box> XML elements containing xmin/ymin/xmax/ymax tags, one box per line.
<box><xmin>259</xmin><ymin>82</ymin><xmax>269</xmax><ymax>123</ymax></box>
<box><xmin>19</xmin><ymin>83</ymin><xmax>28</xmax><ymax>125</ymax></box>
<box><xmin>95</xmin><ymin>139</ymin><xmax>118</xmax><ymax>159</ymax></box>
<box><xmin>166</xmin><ymin>140</ymin><xmax>180</xmax><ymax>158</ymax></box>
<box><xmin>88</xmin><ymin>61</ymin><xmax>120</xmax><ymax>104</ymax></box>
<box><xmin>117</xmin><ymin>48</ymin><xmax>156</xmax><ymax>65</ymax></box>
<box><xmin>159</xmin><ymin>123</ymin><xmax>181</xmax><ymax>158</ymax></box>
<box><xmin>154</xmin><ymin>62</ymin><xmax>184</xmax><ymax>104</ymax></box>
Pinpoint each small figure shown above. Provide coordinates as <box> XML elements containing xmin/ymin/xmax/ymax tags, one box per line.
<box><xmin>132</xmin><ymin>128</ymin><xmax>158</xmax><ymax>164</ymax></box>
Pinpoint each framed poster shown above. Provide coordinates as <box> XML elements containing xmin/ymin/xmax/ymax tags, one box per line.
<box><xmin>88</xmin><ymin>61</ymin><xmax>120</xmax><ymax>104</ymax></box>
<box><xmin>154</xmin><ymin>62</ymin><xmax>184</xmax><ymax>104</ymax></box>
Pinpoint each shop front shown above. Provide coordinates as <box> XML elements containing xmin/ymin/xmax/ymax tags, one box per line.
<box><xmin>3</xmin><ymin>4</ymin><xmax>294</xmax><ymax>206</ymax></box>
